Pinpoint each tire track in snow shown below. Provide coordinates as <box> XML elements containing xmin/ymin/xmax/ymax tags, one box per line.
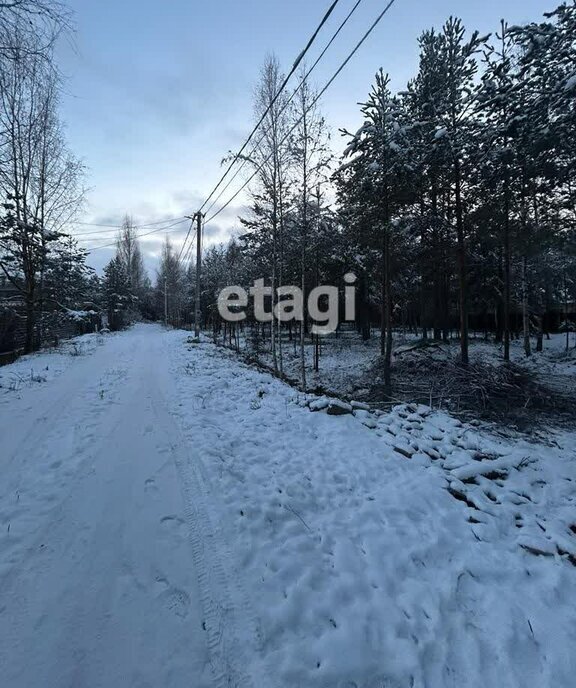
<box><xmin>0</xmin><ymin>326</ymin><xmax>213</xmax><ymax>687</ymax></box>
<box><xmin>150</xmin><ymin>365</ymin><xmax>265</xmax><ymax>688</ymax></box>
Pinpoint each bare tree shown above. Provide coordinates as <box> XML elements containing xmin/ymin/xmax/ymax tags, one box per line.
<box><xmin>0</xmin><ymin>36</ymin><xmax>84</xmax><ymax>351</ymax></box>
<box><xmin>116</xmin><ymin>215</ymin><xmax>148</xmax><ymax>304</ymax></box>
<box><xmin>0</xmin><ymin>0</ymin><xmax>70</xmax><ymax>59</ymax></box>
<box><xmin>249</xmin><ymin>55</ymin><xmax>292</xmax><ymax>373</ymax></box>
<box><xmin>291</xmin><ymin>69</ymin><xmax>331</xmax><ymax>389</ymax></box>
<box><xmin>156</xmin><ymin>237</ymin><xmax>185</xmax><ymax>327</ymax></box>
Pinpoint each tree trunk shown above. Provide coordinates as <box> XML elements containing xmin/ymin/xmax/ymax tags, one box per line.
<box><xmin>24</xmin><ymin>290</ymin><xmax>36</xmax><ymax>353</ymax></box>
<box><xmin>380</xmin><ymin>243</ymin><xmax>386</xmax><ymax>356</ymax></box>
<box><xmin>536</xmin><ymin>315</ymin><xmax>543</xmax><ymax>353</ymax></box>
<box><xmin>521</xmin><ymin>256</ymin><xmax>531</xmax><ymax>357</ymax></box>
<box><xmin>565</xmin><ymin>272</ymin><xmax>570</xmax><ymax>353</ymax></box>
<box><xmin>300</xmin><ymin>270</ymin><xmax>306</xmax><ymax>391</ymax></box>
<box><xmin>383</xmin><ymin>227</ymin><xmax>393</xmax><ymax>398</ymax></box>
<box><xmin>271</xmin><ymin>190</ymin><xmax>278</xmax><ymax>372</ymax></box>
<box><xmin>454</xmin><ymin>156</ymin><xmax>469</xmax><ymax>365</ymax></box>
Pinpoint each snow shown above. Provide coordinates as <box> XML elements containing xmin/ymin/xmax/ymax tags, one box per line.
<box><xmin>1</xmin><ymin>324</ymin><xmax>576</xmax><ymax>687</ymax></box>
<box><xmin>0</xmin><ymin>326</ymin><xmax>211</xmax><ymax>688</ymax></box>
<box><xmin>65</xmin><ymin>308</ymin><xmax>97</xmax><ymax>321</ymax></box>
<box><xmin>564</xmin><ymin>73</ymin><xmax>576</xmax><ymax>91</ymax></box>
<box><xmin>335</xmin><ymin>155</ymin><xmax>361</xmax><ymax>174</ymax></box>
<box><xmin>250</xmin><ymin>328</ymin><xmax>383</xmax><ymax>396</ymax></box>
<box><xmin>237</xmin><ymin>328</ymin><xmax>576</xmax><ymax>402</ymax></box>
<box><xmin>0</xmin><ymin>331</ymin><xmax>105</xmax><ymax>392</ymax></box>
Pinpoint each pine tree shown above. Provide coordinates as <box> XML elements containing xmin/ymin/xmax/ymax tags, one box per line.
<box><xmin>103</xmin><ymin>255</ymin><xmax>130</xmax><ymax>331</ymax></box>
<box><xmin>156</xmin><ymin>237</ymin><xmax>185</xmax><ymax>327</ymax></box>
<box><xmin>338</xmin><ymin>70</ymin><xmax>413</xmax><ymax>396</ymax></box>
<box><xmin>437</xmin><ymin>18</ymin><xmax>486</xmax><ymax>364</ymax></box>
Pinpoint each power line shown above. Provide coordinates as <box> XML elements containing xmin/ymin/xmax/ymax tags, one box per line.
<box><xmin>182</xmin><ymin>228</ymin><xmax>197</xmax><ymax>264</ymax></box>
<box><xmin>72</xmin><ymin>218</ymin><xmax>190</xmax><ymax>244</ymax></box>
<box><xmin>74</xmin><ymin>228</ymin><xmax>126</xmax><ymax>238</ymax></box>
<box><xmin>197</xmin><ymin>0</ymin><xmax>343</xmax><ymax>217</ymax></box>
<box><xmin>202</xmin><ymin>0</ymin><xmax>366</xmax><ymax>220</ymax></box>
<box><xmin>75</xmin><ymin>222</ymin><xmax>126</xmax><ymax>228</ymax></box>
<box><xmin>205</xmin><ymin>0</ymin><xmax>399</xmax><ymax>226</ymax></box>
<box><xmin>85</xmin><ymin>218</ymin><xmax>189</xmax><ymax>253</ymax></box>
<box><xmin>180</xmin><ymin>0</ymin><xmax>351</xmax><ymax>262</ymax></box>
<box><xmin>75</xmin><ymin>226</ymin><xmax>166</xmax><ymax>240</ymax></box>
<box><xmin>75</xmin><ymin>217</ymin><xmax>187</xmax><ymax>229</ymax></box>
<box><xmin>177</xmin><ymin>217</ymin><xmax>195</xmax><ymax>262</ymax></box>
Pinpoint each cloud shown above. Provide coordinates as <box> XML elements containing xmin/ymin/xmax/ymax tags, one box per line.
<box><xmin>83</xmin><ymin>189</ymin><xmax>247</xmax><ymax>279</ymax></box>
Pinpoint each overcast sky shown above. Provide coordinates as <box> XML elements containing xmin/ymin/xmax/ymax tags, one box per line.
<box><xmin>57</xmin><ymin>0</ymin><xmax>549</xmax><ymax>275</ymax></box>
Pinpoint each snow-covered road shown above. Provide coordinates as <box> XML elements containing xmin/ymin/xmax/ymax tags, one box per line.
<box><xmin>0</xmin><ymin>326</ymin><xmax>212</xmax><ymax>688</ymax></box>
<box><xmin>1</xmin><ymin>324</ymin><xmax>575</xmax><ymax>688</ymax></box>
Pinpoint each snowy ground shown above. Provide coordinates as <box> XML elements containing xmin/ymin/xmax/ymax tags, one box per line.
<box><xmin>233</xmin><ymin>328</ymin><xmax>576</xmax><ymax>398</ymax></box>
<box><xmin>1</xmin><ymin>324</ymin><xmax>575</xmax><ymax>687</ymax></box>
<box><xmin>233</xmin><ymin>329</ymin><xmax>576</xmax><ymax>428</ymax></box>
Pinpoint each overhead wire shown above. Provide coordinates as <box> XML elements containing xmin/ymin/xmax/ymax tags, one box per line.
<box><xmin>204</xmin><ymin>0</ymin><xmax>399</xmax><ymax>226</ymax></box>
<box><xmin>177</xmin><ymin>0</ymin><xmax>346</xmax><ymax>263</ymax></box>
<box><xmin>75</xmin><ymin>217</ymin><xmax>187</xmax><ymax>229</ymax></box>
<box><xmin>177</xmin><ymin>217</ymin><xmax>195</xmax><ymax>262</ymax></box>
<box><xmin>182</xmin><ymin>228</ymin><xmax>197</xmax><ymax>265</ymax></box>
<box><xmin>85</xmin><ymin>218</ymin><xmax>189</xmax><ymax>253</ymax></box>
<box><xmin>196</xmin><ymin>0</ymin><xmax>343</xmax><ymax>217</ymax></box>
<box><xmin>70</xmin><ymin>218</ymin><xmax>191</xmax><ymax>248</ymax></box>
<box><xmin>202</xmin><ymin>0</ymin><xmax>366</xmax><ymax>220</ymax></box>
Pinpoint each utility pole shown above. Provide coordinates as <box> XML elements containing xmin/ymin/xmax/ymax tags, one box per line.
<box><xmin>164</xmin><ymin>277</ymin><xmax>168</xmax><ymax>327</ymax></box>
<box><xmin>314</xmin><ymin>183</ymin><xmax>321</xmax><ymax>372</ymax></box>
<box><xmin>194</xmin><ymin>212</ymin><xmax>203</xmax><ymax>338</ymax></box>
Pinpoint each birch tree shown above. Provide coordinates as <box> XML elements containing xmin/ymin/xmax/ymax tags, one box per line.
<box><xmin>290</xmin><ymin>70</ymin><xmax>331</xmax><ymax>389</ymax></box>
<box><xmin>242</xmin><ymin>56</ymin><xmax>292</xmax><ymax>372</ymax></box>
<box><xmin>0</xmin><ymin>37</ymin><xmax>84</xmax><ymax>351</ymax></box>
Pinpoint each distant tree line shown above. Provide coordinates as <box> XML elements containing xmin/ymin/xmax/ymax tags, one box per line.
<box><xmin>101</xmin><ymin>225</ymin><xmax>197</xmax><ymax>332</ymax></box>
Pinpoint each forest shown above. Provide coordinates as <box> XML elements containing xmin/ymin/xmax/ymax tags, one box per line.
<box><xmin>1</xmin><ymin>1</ymin><xmax>575</xmax><ymax>403</ymax></box>
<box><xmin>189</xmin><ymin>1</ymin><xmax>576</xmax><ymax>401</ymax></box>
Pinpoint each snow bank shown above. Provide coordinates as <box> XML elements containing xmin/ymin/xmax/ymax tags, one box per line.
<box><xmin>0</xmin><ymin>331</ymin><xmax>106</xmax><ymax>393</ymax></box>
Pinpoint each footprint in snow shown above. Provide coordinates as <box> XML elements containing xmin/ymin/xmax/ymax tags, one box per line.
<box><xmin>160</xmin><ymin>514</ymin><xmax>185</xmax><ymax>527</ymax></box>
<box><xmin>144</xmin><ymin>478</ymin><xmax>157</xmax><ymax>493</ymax></box>
<box><xmin>373</xmin><ymin>680</ymin><xmax>410</xmax><ymax>688</ymax></box>
<box><xmin>159</xmin><ymin>515</ymin><xmax>187</xmax><ymax>541</ymax></box>
<box><xmin>155</xmin><ymin>579</ymin><xmax>190</xmax><ymax>619</ymax></box>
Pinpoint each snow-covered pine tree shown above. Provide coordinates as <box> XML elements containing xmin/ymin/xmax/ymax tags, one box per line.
<box><xmin>338</xmin><ymin>70</ymin><xmax>413</xmax><ymax>397</ymax></box>
<box><xmin>436</xmin><ymin>18</ymin><xmax>487</xmax><ymax>365</ymax></box>
<box><xmin>103</xmin><ymin>255</ymin><xmax>130</xmax><ymax>331</ymax></box>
